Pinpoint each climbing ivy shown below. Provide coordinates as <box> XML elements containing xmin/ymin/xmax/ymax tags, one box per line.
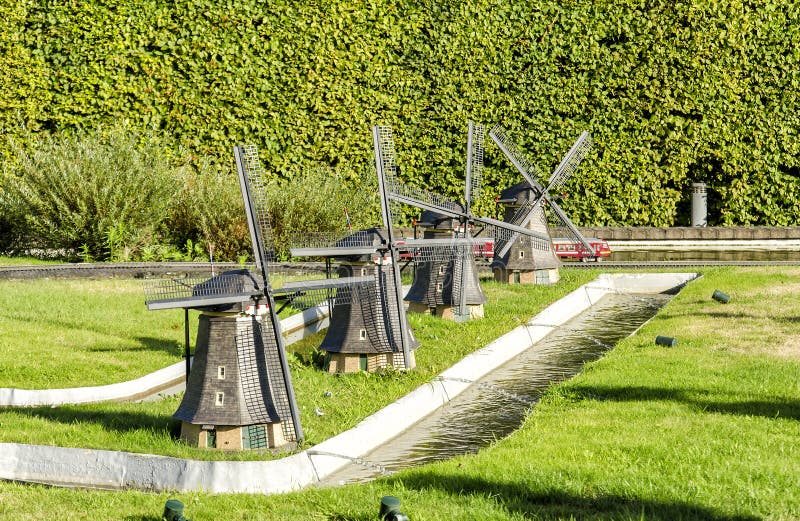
<box><xmin>2</xmin><ymin>0</ymin><xmax>799</xmax><ymax>226</ymax></box>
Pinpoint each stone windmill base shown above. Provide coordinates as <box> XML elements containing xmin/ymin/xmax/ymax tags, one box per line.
<box><xmin>180</xmin><ymin>422</ymin><xmax>287</xmax><ymax>450</ymax></box>
<box><xmin>406</xmin><ymin>302</ymin><xmax>485</xmax><ymax>320</ymax></box>
<box><xmin>492</xmin><ymin>267</ymin><xmax>560</xmax><ymax>285</ymax></box>
<box><xmin>325</xmin><ymin>351</ymin><xmax>416</xmax><ymax>373</ymax></box>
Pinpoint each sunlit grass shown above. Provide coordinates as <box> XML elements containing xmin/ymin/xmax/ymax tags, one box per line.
<box><xmin>0</xmin><ymin>269</ymin><xmax>596</xmax><ymax>459</ymax></box>
<box><xmin>0</xmin><ymin>255</ymin><xmax>61</xmax><ymax>266</ymax></box>
<box><xmin>0</xmin><ymin>279</ymin><xmax>188</xmax><ymax>389</ymax></box>
<box><xmin>1</xmin><ymin>267</ymin><xmax>799</xmax><ymax>519</ymax></box>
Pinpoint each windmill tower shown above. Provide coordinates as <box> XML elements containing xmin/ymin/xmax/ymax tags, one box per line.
<box><xmin>405</xmin><ymin>209</ymin><xmax>488</xmax><ymax>320</ymax></box>
<box><xmin>492</xmin><ymin>182</ymin><xmax>561</xmax><ymax>285</ymax></box>
<box><xmin>291</xmin><ymin>227</ymin><xmax>420</xmax><ymax>373</ymax></box>
<box><xmin>144</xmin><ymin>146</ymin><xmax>382</xmax><ymax>447</ymax></box>
<box><xmin>374</xmin><ymin>122</ymin><xmax>552</xmax><ymax>322</ymax></box>
<box><xmin>488</xmin><ymin>126</ymin><xmax>596</xmax><ymax>283</ymax></box>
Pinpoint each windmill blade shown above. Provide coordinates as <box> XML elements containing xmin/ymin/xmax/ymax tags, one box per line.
<box><xmin>451</xmin><ymin>240</ymin><xmax>472</xmax><ymax>322</ymax></box>
<box><xmin>234</xmin><ymin>318</ymin><xmax>285</xmax><ymax>424</ymax></box>
<box><xmin>234</xmin><ymin>145</ymin><xmax>277</xmax><ymax>272</ymax></box>
<box><xmin>234</xmin><ymin>144</ymin><xmax>304</xmax><ymax>443</ymax></box>
<box><xmin>545</xmin><ymin>131</ymin><xmax>593</xmax><ymax>194</ymax></box>
<box><xmin>289</xmin><ymin>229</ymin><xmax>387</xmax><ymax>259</ymax></box>
<box><xmin>373</xmin><ymin>125</ymin><xmax>464</xmax><ymax>218</ymax></box>
<box><xmin>272</xmin><ymin>275</ymin><xmax>378</xmax><ymax>314</ymax></box>
<box><xmin>471</xmin><ymin>214</ymin><xmax>550</xmax><ymax>243</ymax></box>
<box><xmin>546</xmin><ymin>198</ymin><xmax>596</xmax><ymax>257</ymax></box>
<box><xmin>488</xmin><ymin>125</ymin><xmax>546</xmax><ymax>195</ymax></box>
<box><xmin>464</xmin><ymin>121</ymin><xmax>486</xmax><ymax>214</ymax></box>
<box><xmin>143</xmin><ymin>270</ymin><xmax>263</xmax><ymax>310</ymax></box>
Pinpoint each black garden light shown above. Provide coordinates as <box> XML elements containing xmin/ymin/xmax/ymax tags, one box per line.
<box><xmin>379</xmin><ymin>495</ymin><xmax>409</xmax><ymax>521</ymax></box>
<box><xmin>712</xmin><ymin>289</ymin><xmax>730</xmax><ymax>304</ymax></box>
<box><xmin>655</xmin><ymin>335</ymin><xmax>678</xmax><ymax>347</ymax></box>
<box><xmin>163</xmin><ymin>499</ymin><xmax>191</xmax><ymax>521</ymax></box>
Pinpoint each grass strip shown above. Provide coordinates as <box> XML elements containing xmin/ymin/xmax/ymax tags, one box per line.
<box><xmin>0</xmin><ymin>269</ymin><xmax>596</xmax><ymax>459</ymax></box>
<box><xmin>3</xmin><ymin>267</ymin><xmax>796</xmax><ymax>519</ymax></box>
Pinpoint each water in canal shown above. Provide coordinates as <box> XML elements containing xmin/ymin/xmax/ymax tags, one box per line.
<box><xmin>320</xmin><ymin>292</ymin><xmax>672</xmax><ymax>486</ymax></box>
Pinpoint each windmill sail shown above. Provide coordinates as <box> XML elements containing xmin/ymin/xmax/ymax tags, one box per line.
<box><xmin>373</xmin><ymin>124</ymin><xmax>556</xmax><ymax>320</ymax></box>
<box><xmin>489</xmin><ymin>126</ymin><xmax>595</xmax><ymax>259</ymax></box>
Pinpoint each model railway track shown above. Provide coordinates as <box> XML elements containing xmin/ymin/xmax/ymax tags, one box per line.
<box><xmin>1</xmin><ymin>259</ymin><xmax>799</xmax><ymax>280</ymax></box>
<box><xmin>0</xmin><ymin>262</ymin><xmax>323</xmax><ymax>280</ymax></box>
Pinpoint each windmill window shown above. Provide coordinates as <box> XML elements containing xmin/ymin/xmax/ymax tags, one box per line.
<box><xmin>359</xmin><ymin>328</ymin><xmax>367</xmax><ymax>340</ymax></box>
<box><xmin>215</xmin><ymin>392</ymin><xmax>224</xmax><ymax>407</ymax></box>
<box><xmin>436</xmin><ymin>282</ymin><xmax>443</xmax><ymax>293</ymax></box>
<box><xmin>217</xmin><ymin>366</ymin><xmax>225</xmax><ymax>380</ymax></box>
<box><xmin>519</xmin><ymin>250</ymin><xmax>525</xmax><ymax>259</ymax></box>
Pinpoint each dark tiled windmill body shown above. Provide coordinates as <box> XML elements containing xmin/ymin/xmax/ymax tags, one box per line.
<box><xmin>315</xmin><ymin>228</ymin><xmax>420</xmax><ymax>373</ymax></box>
<box><xmin>174</xmin><ymin>299</ymin><xmax>292</xmax><ymax>449</ymax></box>
<box><xmin>405</xmin><ymin>211</ymin><xmax>488</xmax><ymax>320</ymax></box>
<box><xmin>491</xmin><ymin>182</ymin><xmax>561</xmax><ymax>285</ymax></box>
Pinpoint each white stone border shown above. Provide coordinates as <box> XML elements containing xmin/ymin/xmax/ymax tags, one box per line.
<box><xmin>609</xmin><ymin>239</ymin><xmax>800</xmax><ymax>251</ymax></box>
<box><xmin>0</xmin><ymin>273</ymin><xmax>697</xmax><ymax>493</ymax></box>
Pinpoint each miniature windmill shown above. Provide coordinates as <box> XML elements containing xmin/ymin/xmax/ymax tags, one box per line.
<box><xmin>143</xmin><ymin>145</ymin><xmax>373</xmax><ymax>448</ymax></box>
<box><xmin>492</xmin><ymin>181</ymin><xmax>561</xmax><ymax>284</ymax></box>
<box><xmin>375</xmin><ymin>122</ymin><xmax>552</xmax><ymax>321</ymax></box>
<box><xmin>289</xmin><ymin>226</ymin><xmax>420</xmax><ymax>373</ymax></box>
<box><xmin>488</xmin><ymin>126</ymin><xmax>596</xmax><ymax>283</ymax></box>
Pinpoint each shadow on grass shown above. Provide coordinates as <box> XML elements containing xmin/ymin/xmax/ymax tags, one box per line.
<box><xmin>391</xmin><ymin>473</ymin><xmax>761</xmax><ymax>521</ymax></box>
<box><xmin>567</xmin><ymin>384</ymin><xmax>800</xmax><ymax>421</ymax></box>
<box><xmin>7</xmin><ymin>405</ymin><xmax>178</xmax><ymax>435</ymax></box>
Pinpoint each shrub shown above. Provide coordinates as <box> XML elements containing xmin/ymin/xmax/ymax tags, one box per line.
<box><xmin>4</xmin><ymin>0</ymin><xmax>800</xmax><ymax>226</ymax></box>
<box><xmin>165</xmin><ymin>160</ymin><xmax>252</xmax><ymax>262</ymax></box>
<box><xmin>264</xmin><ymin>164</ymin><xmax>381</xmax><ymax>260</ymax></box>
<box><xmin>1</xmin><ymin>125</ymin><xmax>181</xmax><ymax>260</ymax></box>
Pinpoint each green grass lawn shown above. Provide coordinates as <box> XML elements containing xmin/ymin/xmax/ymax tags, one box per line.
<box><xmin>0</xmin><ymin>278</ymin><xmax>188</xmax><ymax>389</ymax></box>
<box><xmin>0</xmin><ymin>255</ymin><xmax>62</xmax><ymax>266</ymax></box>
<box><xmin>0</xmin><ymin>269</ymin><xmax>596</xmax><ymax>460</ymax></box>
<box><xmin>1</xmin><ymin>267</ymin><xmax>798</xmax><ymax>520</ymax></box>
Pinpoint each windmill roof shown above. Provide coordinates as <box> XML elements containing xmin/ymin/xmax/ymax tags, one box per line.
<box><xmin>498</xmin><ymin>182</ymin><xmax>535</xmax><ymax>204</ymax></box>
<box><xmin>191</xmin><ymin>269</ymin><xmax>262</xmax><ymax>312</ymax></box>
<box><xmin>418</xmin><ymin>207</ymin><xmax>463</xmax><ymax>229</ymax></box>
<box><xmin>328</xmin><ymin>227</ymin><xmax>388</xmax><ymax>261</ymax></box>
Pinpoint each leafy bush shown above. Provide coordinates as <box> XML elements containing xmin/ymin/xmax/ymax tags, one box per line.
<box><xmin>165</xmin><ymin>161</ymin><xmax>252</xmax><ymax>262</ymax></box>
<box><xmin>3</xmin><ymin>0</ymin><xmax>800</xmax><ymax>226</ymax></box>
<box><xmin>1</xmin><ymin>125</ymin><xmax>181</xmax><ymax>260</ymax></box>
<box><xmin>264</xmin><ymin>164</ymin><xmax>381</xmax><ymax>260</ymax></box>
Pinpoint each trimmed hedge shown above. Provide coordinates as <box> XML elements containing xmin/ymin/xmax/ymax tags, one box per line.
<box><xmin>3</xmin><ymin>0</ymin><xmax>800</xmax><ymax>226</ymax></box>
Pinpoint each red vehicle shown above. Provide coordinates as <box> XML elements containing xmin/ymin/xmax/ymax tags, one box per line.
<box><xmin>473</xmin><ymin>238</ymin><xmax>495</xmax><ymax>260</ymax></box>
<box><xmin>552</xmin><ymin>237</ymin><xmax>612</xmax><ymax>262</ymax></box>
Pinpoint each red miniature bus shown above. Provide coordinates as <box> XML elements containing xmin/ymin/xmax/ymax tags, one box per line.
<box><xmin>552</xmin><ymin>237</ymin><xmax>612</xmax><ymax>262</ymax></box>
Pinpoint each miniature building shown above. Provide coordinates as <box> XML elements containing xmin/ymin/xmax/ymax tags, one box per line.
<box><xmin>405</xmin><ymin>211</ymin><xmax>488</xmax><ymax>319</ymax></box>
<box><xmin>173</xmin><ymin>271</ymin><xmax>294</xmax><ymax>450</ymax></box>
<box><xmin>318</xmin><ymin>228</ymin><xmax>419</xmax><ymax>373</ymax></box>
<box><xmin>491</xmin><ymin>183</ymin><xmax>561</xmax><ymax>285</ymax></box>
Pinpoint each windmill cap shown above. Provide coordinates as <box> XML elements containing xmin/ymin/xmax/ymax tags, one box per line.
<box><xmin>330</xmin><ymin>227</ymin><xmax>389</xmax><ymax>261</ymax></box>
<box><xmin>192</xmin><ymin>269</ymin><xmax>262</xmax><ymax>312</ymax></box>
<box><xmin>418</xmin><ymin>208</ymin><xmax>463</xmax><ymax>229</ymax></box>
<box><xmin>333</xmin><ymin>227</ymin><xmax>387</xmax><ymax>247</ymax></box>
<box><xmin>499</xmin><ymin>181</ymin><xmax>536</xmax><ymax>204</ymax></box>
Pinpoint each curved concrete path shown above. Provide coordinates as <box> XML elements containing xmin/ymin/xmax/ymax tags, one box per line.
<box><xmin>0</xmin><ymin>273</ymin><xmax>698</xmax><ymax>493</ymax></box>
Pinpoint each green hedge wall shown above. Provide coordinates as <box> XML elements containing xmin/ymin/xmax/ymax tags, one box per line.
<box><xmin>3</xmin><ymin>0</ymin><xmax>799</xmax><ymax>226</ymax></box>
